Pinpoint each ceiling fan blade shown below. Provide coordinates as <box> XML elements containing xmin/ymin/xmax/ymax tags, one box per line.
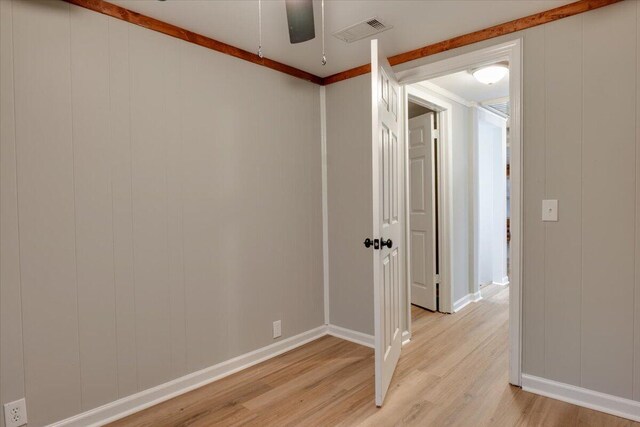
<box><xmin>285</xmin><ymin>0</ymin><xmax>315</xmax><ymax>44</ymax></box>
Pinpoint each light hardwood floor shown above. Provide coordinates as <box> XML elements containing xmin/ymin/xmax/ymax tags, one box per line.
<box><xmin>110</xmin><ymin>285</ymin><xmax>638</xmax><ymax>426</ymax></box>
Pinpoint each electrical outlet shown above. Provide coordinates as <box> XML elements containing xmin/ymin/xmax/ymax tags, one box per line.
<box><xmin>273</xmin><ymin>320</ymin><xmax>282</xmax><ymax>339</ymax></box>
<box><xmin>4</xmin><ymin>398</ymin><xmax>27</xmax><ymax>427</ymax></box>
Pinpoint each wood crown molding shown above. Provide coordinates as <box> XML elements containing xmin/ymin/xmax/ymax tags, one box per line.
<box><xmin>63</xmin><ymin>0</ymin><xmax>620</xmax><ymax>87</ymax></box>
<box><xmin>62</xmin><ymin>0</ymin><xmax>324</xmax><ymax>85</ymax></box>
<box><xmin>322</xmin><ymin>0</ymin><xmax>622</xmax><ymax>85</ymax></box>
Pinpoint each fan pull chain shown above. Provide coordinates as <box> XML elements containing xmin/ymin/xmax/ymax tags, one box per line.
<box><xmin>321</xmin><ymin>0</ymin><xmax>327</xmax><ymax>65</ymax></box>
<box><xmin>258</xmin><ymin>0</ymin><xmax>264</xmax><ymax>58</ymax></box>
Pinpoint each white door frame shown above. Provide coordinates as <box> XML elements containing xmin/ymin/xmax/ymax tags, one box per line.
<box><xmin>403</xmin><ymin>86</ymin><xmax>454</xmax><ymax>329</ymax></box>
<box><xmin>397</xmin><ymin>39</ymin><xmax>523</xmax><ymax>386</ymax></box>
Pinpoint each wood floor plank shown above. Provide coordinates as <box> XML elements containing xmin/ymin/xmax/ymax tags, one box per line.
<box><xmin>109</xmin><ymin>285</ymin><xmax>638</xmax><ymax>426</ymax></box>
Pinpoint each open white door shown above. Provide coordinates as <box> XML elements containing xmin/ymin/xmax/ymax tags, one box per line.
<box><xmin>408</xmin><ymin>113</ymin><xmax>437</xmax><ymax>311</ymax></box>
<box><xmin>371</xmin><ymin>39</ymin><xmax>403</xmax><ymax>407</ymax></box>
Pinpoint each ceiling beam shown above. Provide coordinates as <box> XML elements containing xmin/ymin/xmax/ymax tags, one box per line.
<box><xmin>63</xmin><ymin>0</ymin><xmax>621</xmax><ymax>87</ymax></box>
<box><xmin>322</xmin><ymin>0</ymin><xmax>622</xmax><ymax>85</ymax></box>
<box><xmin>63</xmin><ymin>0</ymin><xmax>324</xmax><ymax>85</ymax></box>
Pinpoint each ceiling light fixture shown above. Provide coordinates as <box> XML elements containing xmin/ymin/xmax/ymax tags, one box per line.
<box><xmin>472</xmin><ymin>63</ymin><xmax>508</xmax><ymax>85</ymax></box>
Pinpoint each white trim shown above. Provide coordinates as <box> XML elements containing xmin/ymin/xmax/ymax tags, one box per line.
<box><xmin>494</xmin><ymin>277</ymin><xmax>510</xmax><ymax>286</ymax></box>
<box><xmin>47</xmin><ymin>324</ymin><xmax>373</xmax><ymax>427</ymax></box>
<box><xmin>397</xmin><ymin>39</ymin><xmax>523</xmax><ymax>387</ymax></box>
<box><xmin>320</xmin><ymin>86</ymin><xmax>330</xmax><ymax>325</ymax></box>
<box><xmin>522</xmin><ymin>374</ymin><xmax>640</xmax><ymax>422</ymax></box>
<box><xmin>402</xmin><ymin>330</ymin><xmax>411</xmax><ymax>346</ymax></box>
<box><xmin>415</xmin><ymin>81</ymin><xmax>475</xmax><ymax>108</ymax></box>
<box><xmin>327</xmin><ymin>324</ymin><xmax>375</xmax><ymax>348</ymax></box>
<box><xmin>481</xmin><ymin>96</ymin><xmax>510</xmax><ymax>106</ymax></box>
<box><xmin>402</xmin><ymin>86</ymin><xmax>413</xmax><ymax>343</ymax></box>
<box><xmin>397</xmin><ymin>41</ymin><xmax>519</xmax><ymax>85</ymax></box>
<box><xmin>508</xmin><ymin>39</ymin><xmax>523</xmax><ymax>388</ymax></box>
<box><xmin>48</xmin><ymin>326</ymin><xmax>327</xmax><ymax>427</ymax></box>
<box><xmin>453</xmin><ymin>291</ymin><xmax>482</xmax><ymax>312</ymax></box>
<box><xmin>476</xmin><ymin>104</ymin><xmax>508</xmax><ymax>122</ymax></box>
<box><xmin>480</xmin><ymin>96</ymin><xmax>510</xmax><ymax>119</ymax></box>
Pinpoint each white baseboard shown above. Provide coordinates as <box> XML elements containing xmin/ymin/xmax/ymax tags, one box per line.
<box><xmin>493</xmin><ymin>277</ymin><xmax>510</xmax><ymax>286</ymax></box>
<box><xmin>49</xmin><ymin>326</ymin><xmax>327</xmax><ymax>427</ymax></box>
<box><xmin>48</xmin><ymin>324</ymin><xmax>373</xmax><ymax>426</ymax></box>
<box><xmin>453</xmin><ymin>291</ymin><xmax>482</xmax><ymax>312</ymax></box>
<box><xmin>522</xmin><ymin>374</ymin><xmax>640</xmax><ymax>422</ymax></box>
<box><xmin>327</xmin><ymin>324</ymin><xmax>375</xmax><ymax>348</ymax></box>
<box><xmin>402</xmin><ymin>330</ymin><xmax>411</xmax><ymax>346</ymax></box>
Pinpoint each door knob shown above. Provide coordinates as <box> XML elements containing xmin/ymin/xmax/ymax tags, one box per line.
<box><xmin>364</xmin><ymin>238</ymin><xmax>380</xmax><ymax>249</ymax></box>
<box><xmin>380</xmin><ymin>238</ymin><xmax>392</xmax><ymax>249</ymax></box>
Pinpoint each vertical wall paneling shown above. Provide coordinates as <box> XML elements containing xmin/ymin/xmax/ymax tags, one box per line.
<box><xmin>129</xmin><ymin>25</ymin><xmax>173</xmax><ymax>390</ymax></box>
<box><xmin>0</xmin><ymin>3</ymin><xmax>25</xmax><ymax>427</ymax></box>
<box><xmin>11</xmin><ymin>1</ymin><xmax>82</xmax><ymax>424</ymax></box>
<box><xmin>224</xmin><ymin>62</ymin><xmax>260</xmax><ymax>355</ymax></box>
<box><xmin>521</xmin><ymin>26</ymin><xmax>546</xmax><ymax>378</ymax></box>
<box><xmin>163</xmin><ymin>37</ymin><xmax>187</xmax><ymax>380</ymax></box>
<box><xmin>259</xmin><ymin>71</ymin><xmax>286</xmax><ymax>348</ymax></box>
<box><xmin>310</xmin><ymin>86</ymin><xmax>324</xmax><ymax>335</ymax></box>
<box><xmin>70</xmin><ymin>6</ymin><xmax>119</xmax><ymax>409</ymax></box>
<box><xmin>284</xmin><ymin>81</ymin><xmax>299</xmax><ymax>339</ymax></box>
<box><xmin>581</xmin><ymin>1</ymin><xmax>637</xmax><ymax>398</ymax></box>
<box><xmin>543</xmin><ymin>15</ymin><xmax>583</xmax><ymax>386</ymax></box>
<box><xmin>108</xmin><ymin>17</ymin><xmax>138</xmax><ymax>398</ymax></box>
<box><xmin>181</xmin><ymin>42</ymin><xmax>230</xmax><ymax>371</ymax></box>
<box><xmin>634</xmin><ymin>0</ymin><xmax>640</xmax><ymax>403</ymax></box>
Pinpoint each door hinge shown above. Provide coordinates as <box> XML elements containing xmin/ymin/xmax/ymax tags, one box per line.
<box><xmin>434</xmin><ymin>274</ymin><xmax>440</xmax><ymax>284</ymax></box>
<box><xmin>432</xmin><ymin>130</ymin><xmax>440</xmax><ymax>140</ymax></box>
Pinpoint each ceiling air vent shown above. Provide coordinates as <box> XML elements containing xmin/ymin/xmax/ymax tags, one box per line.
<box><xmin>483</xmin><ymin>99</ymin><xmax>510</xmax><ymax>118</ymax></box>
<box><xmin>332</xmin><ymin>17</ymin><xmax>392</xmax><ymax>43</ymax></box>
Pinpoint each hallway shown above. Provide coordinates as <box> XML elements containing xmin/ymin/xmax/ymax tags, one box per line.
<box><xmin>111</xmin><ymin>285</ymin><xmax>635</xmax><ymax>426</ymax></box>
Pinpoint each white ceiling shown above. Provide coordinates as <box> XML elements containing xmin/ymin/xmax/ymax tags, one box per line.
<box><xmin>429</xmin><ymin>68</ymin><xmax>509</xmax><ymax>103</ymax></box>
<box><xmin>111</xmin><ymin>0</ymin><xmax>571</xmax><ymax>78</ymax></box>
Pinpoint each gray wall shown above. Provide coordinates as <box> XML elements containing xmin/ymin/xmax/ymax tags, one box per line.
<box><xmin>327</xmin><ymin>0</ymin><xmax>640</xmax><ymax>402</ymax></box>
<box><xmin>326</xmin><ymin>75</ymin><xmax>374</xmax><ymax>334</ymax></box>
<box><xmin>0</xmin><ymin>1</ymin><xmax>324</xmax><ymax>425</ymax></box>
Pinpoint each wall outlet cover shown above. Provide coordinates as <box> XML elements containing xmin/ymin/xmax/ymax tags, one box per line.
<box><xmin>542</xmin><ymin>199</ymin><xmax>558</xmax><ymax>222</ymax></box>
<box><xmin>273</xmin><ymin>320</ymin><xmax>282</xmax><ymax>339</ymax></box>
<box><xmin>4</xmin><ymin>398</ymin><xmax>27</xmax><ymax>427</ymax></box>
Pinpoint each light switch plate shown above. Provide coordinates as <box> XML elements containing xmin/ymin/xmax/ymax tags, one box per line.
<box><xmin>273</xmin><ymin>320</ymin><xmax>282</xmax><ymax>339</ymax></box>
<box><xmin>542</xmin><ymin>199</ymin><xmax>558</xmax><ymax>222</ymax></box>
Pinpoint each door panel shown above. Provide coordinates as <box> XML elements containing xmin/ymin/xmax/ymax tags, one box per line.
<box><xmin>409</xmin><ymin>113</ymin><xmax>437</xmax><ymax>311</ymax></box>
<box><xmin>372</xmin><ymin>39</ymin><xmax>403</xmax><ymax>407</ymax></box>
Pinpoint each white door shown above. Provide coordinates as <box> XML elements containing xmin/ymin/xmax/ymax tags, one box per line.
<box><xmin>371</xmin><ymin>39</ymin><xmax>403</xmax><ymax>407</ymax></box>
<box><xmin>408</xmin><ymin>113</ymin><xmax>437</xmax><ymax>311</ymax></box>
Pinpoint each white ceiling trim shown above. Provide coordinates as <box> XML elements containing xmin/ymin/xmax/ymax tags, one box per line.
<box><xmin>416</xmin><ymin>81</ymin><xmax>475</xmax><ymax>108</ymax></box>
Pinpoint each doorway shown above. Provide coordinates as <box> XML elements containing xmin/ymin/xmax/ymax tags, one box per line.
<box><xmin>407</xmin><ymin>102</ymin><xmax>439</xmax><ymax>312</ymax></box>
<box><xmin>396</xmin><ymin>39</ymin><xmax>523</xmax><ymax>387</ymax></box>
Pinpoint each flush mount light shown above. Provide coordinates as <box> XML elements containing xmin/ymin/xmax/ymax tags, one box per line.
<box><xmin>472</xmin><ymin>63</ymin><xmax>509</xmax><ymax>85</ymax></box>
